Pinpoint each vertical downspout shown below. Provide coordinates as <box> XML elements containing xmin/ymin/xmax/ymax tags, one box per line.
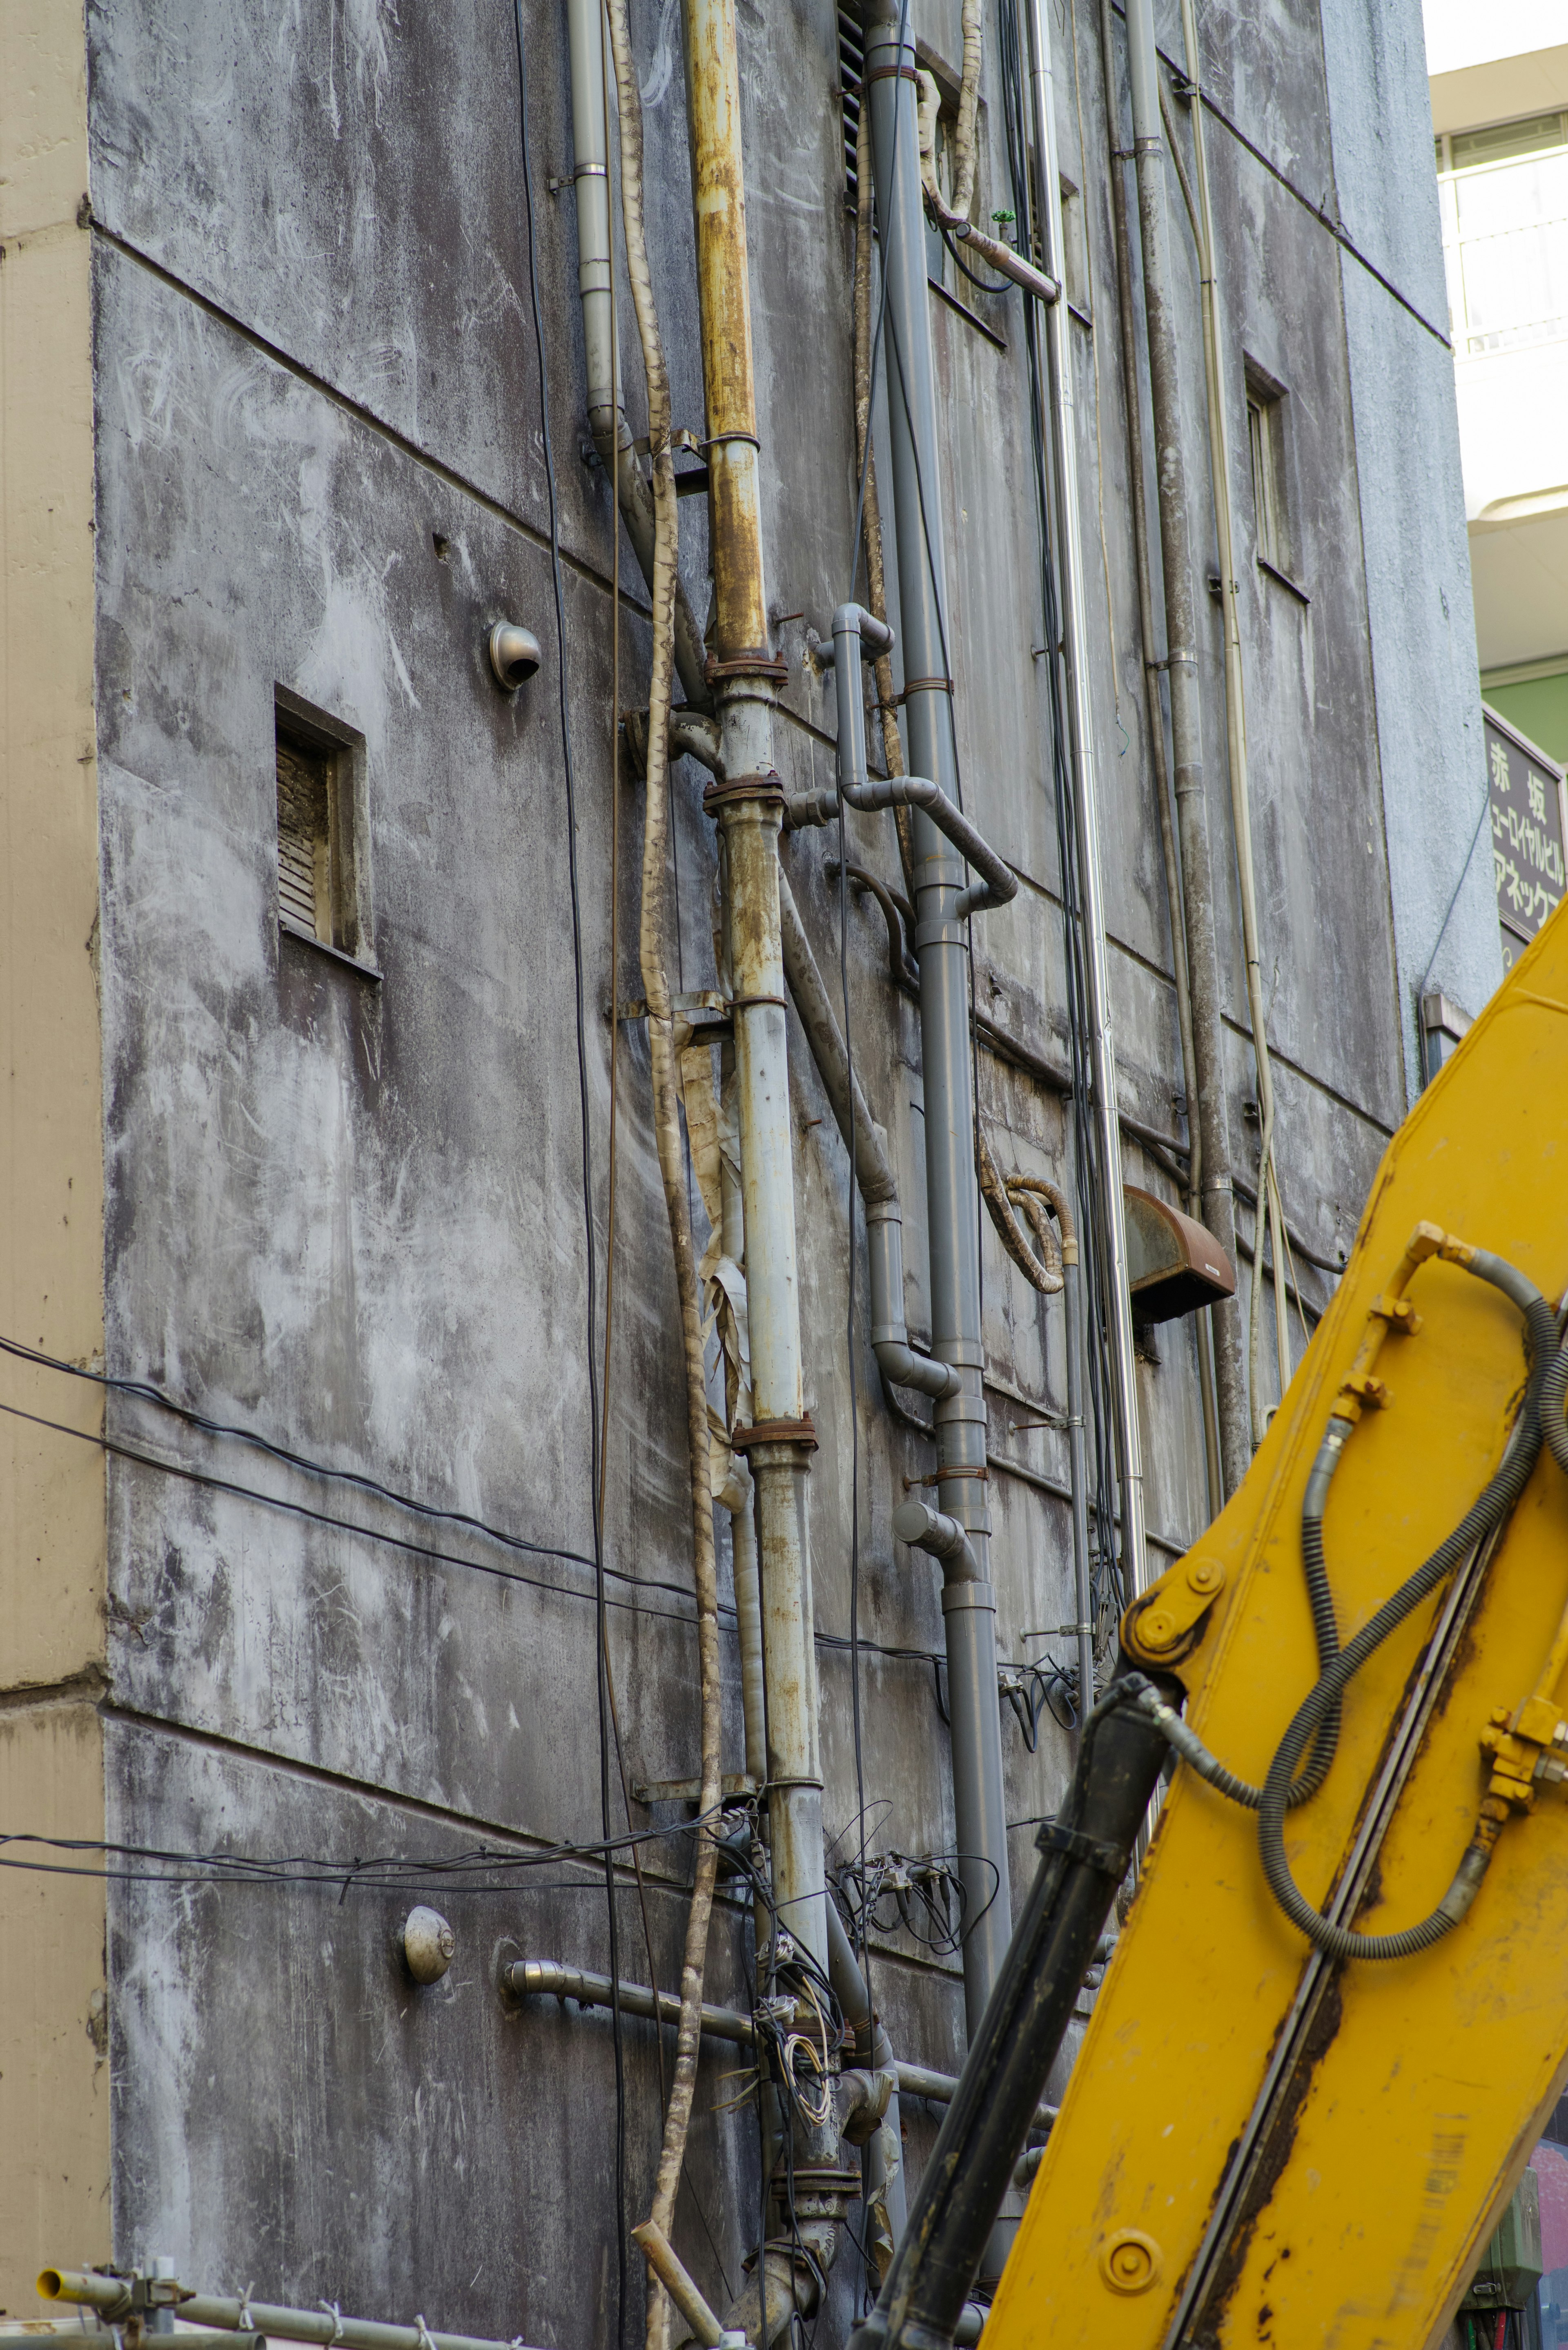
<box><xmin>862</xmin><ymin>0</ymin><xmax>1013</xmax><ymax>2042</ymax></box>
<box><xmin>1062</xmin><ymin>1242</ymin><xmax>1095</xmax><ymax>1709</ymax></box>
<box><xmin>1123</xmin><ymin>0</ymin><xmax>1251</xmax><ymax>1493</ymax></box>
<box><xmin>1020</xmin><ymin>0</ymin><xmax>1149</xmax><ymax>1606</ymax></box>
<box><xmin>682</xmin><ymin>0</ymin><xmax>828</xmax><ymax>1973</ymax></box>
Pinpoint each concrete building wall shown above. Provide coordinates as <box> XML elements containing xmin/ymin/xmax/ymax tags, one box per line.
<box><xmin>0</xmin><ymin>0</ymin><xmax>1497</xmax><ymax>2333</ymax></box>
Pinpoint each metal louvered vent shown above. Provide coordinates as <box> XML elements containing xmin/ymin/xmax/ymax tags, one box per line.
<box><xmin>277</xmin><ymin>731</ymin><xmax>330</xmax><ymax>939</ymax></box>
<box><xmin>839</xmin><ymin>9</ymin><xmax>864</xmax><ymax>201</ymax></box>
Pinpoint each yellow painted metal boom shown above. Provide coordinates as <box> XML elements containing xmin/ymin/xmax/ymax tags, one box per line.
<box><xmin>988</xmin><ymin>903</ymin><xmax>1568</xmax><ymax>2348</ymax></box>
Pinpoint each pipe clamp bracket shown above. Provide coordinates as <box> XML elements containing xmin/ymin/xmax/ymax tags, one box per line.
<box><xmin>732</xmin><ymin>1414</ymin><xmax>819</xmax><ymax>1454</ymax></box>
<box><xmin>941</xmin><ymin>1581</ymin><xmax>996</xmax><ymax>1616</ymax></box>
<box><xmin>703</xmin><ymin>771</ymin><xmax>785</xmax><ymax>813</ymax></box>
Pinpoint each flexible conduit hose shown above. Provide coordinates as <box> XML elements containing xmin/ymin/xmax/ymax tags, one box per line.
<box><xmin>1136</xmin><ymin>1421</ymin><xmax>1346</xmax><ymax>1810</ymax></box>
<box><xmin>602</xmin><ymin>5</ymin><xmax>723</xmax><ymax>2341</ymax></box>
<box><xmin>1543</xmin><ymin>1340</ymin><xmax>1568</xmax><ymax>1476</ymax></box>
<box><xmin>1140</xmin><ymin>1252</ymin><xmax>1565</xmax><ymax>1958</ymax></box>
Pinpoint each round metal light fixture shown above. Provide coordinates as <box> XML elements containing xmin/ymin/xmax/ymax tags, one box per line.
<box><xmin>488</xmin><ymin>621</ymin><xmax>542</xmax><ymax>690</ymax></box>
<box><xmin>403</xmin><ymin>1904</ymin><xmax>456</xmax><ymax>1983</ymax></box>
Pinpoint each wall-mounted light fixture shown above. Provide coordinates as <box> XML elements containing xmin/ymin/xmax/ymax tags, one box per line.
<box><xmin>488</xmin><ymin>621</ymin><xmax>542</xmax><ymax>690</ymax></box>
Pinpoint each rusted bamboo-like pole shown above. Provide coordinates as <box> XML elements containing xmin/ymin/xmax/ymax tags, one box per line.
<box><xmin>682</xmin><ymin>0</ymin><xmax>828</xmax><ymax>1986</ymax></box>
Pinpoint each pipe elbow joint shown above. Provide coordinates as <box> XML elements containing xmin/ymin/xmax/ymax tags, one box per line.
<box><xmin>875</xmin><ymin>1337</ymin><xmax>962</xmax><ymax>1400</ymax></box>
<box><xmin>893</xmin><ymin>1499</ymin><xmax>976</xmax><ymax>1573</ymax></box>
<box><xmin>828</xmin><ymin>602</ymin><xmax>896</xmax><ymax>661</ymax></box>
<box><xmin>785</xmin><ymin>788</ymin><xmax>839</xmax><ymax>830</ymax></box>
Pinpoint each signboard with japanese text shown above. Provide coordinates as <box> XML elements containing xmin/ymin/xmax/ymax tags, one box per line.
<box><xmin>1487</xmin><ymin>704</ymin><xmax>1568</xmax><ymax>973</ymax></box>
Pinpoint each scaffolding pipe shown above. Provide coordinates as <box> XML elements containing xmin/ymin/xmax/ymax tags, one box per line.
<box><xmin>1020</xmin><ymin>0</ymin><xmax>1149</xmax><ymax>1608</ymax></box>
<box><xmin>1121</xmin><ymin>0</ymin><xmax>1250</xmax><ymax>1493</ymax></box>
<box><xmin>682</xmin><ymin>0</ymin><xmax>827</xmax><ymax>1975</ymax></box>
<box><xmin>564</xmin><ymin>0</ymin><xmax>711</xmax><ymax>711</ymax></box>
<box><xmin>36</xmin><ymin>2278</ymin><xmax>530</xmax><ymax>2350</ymax></box>
<box><xmin>863</xmin><ymin>0</ymin><xmax>1013</xmax><ymax>2057</ymax></box>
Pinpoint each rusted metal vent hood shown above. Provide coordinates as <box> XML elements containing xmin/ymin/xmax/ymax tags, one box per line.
<box><xmin>1123</xmin><ymin>1185</ymin><xmax>1236</xmax><ymax>1323</ymax></box>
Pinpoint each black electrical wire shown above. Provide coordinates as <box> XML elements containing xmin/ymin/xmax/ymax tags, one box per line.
<box><xmin>0</xmin><ymin>1332</ymin><xmax>678</xmax><ymax>1600</ymax></box>
<box><xmin>0</xmin><ymin>1804</ymin><xmax>728</xmax><ymax>1892</ymax></box>
<box><xmin>938</xmin><ymin>222</ymin><xmax>1013</xmax><ymax>297</ymax></box>
<box><xmin>0</xmin><ymin>1380</ymin><xmax>1004</xmax><ymax>1721</ymax></box>
<box><xmin>510</xmin><ymin>6</ymin><xmax>627</xmax><ymax>2334</ymax></box>
<box><xmin>0</xmin><ymin>1393</ymin><xmax>714</xmax><ymax>1631</ymax></box>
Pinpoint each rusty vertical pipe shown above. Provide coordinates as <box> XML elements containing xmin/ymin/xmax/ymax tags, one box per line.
<box><xmin>682</xmin><ymin>0</ymin><xmax>828</xmax><ymax>1973</ymax></box>
<box><xmin>684</xmin><ymin>0</ymin><xmax>772</xmax><ymax>670</ymax></box>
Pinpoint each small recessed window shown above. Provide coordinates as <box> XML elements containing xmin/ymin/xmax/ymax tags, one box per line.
<box><xmin>1245</xmin><ymin>367</ymin><xmax>1291</xmax><ymax>577</ymax></box>
<box><xmin>274</xmin><ymin>687</ymin><xmax>372</xmax><ymax>968</ymax></box>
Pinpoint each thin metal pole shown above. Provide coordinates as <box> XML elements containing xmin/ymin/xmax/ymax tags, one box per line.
<box><xmin>1022</xmin><ymin>0</ymin><xmax>1149</xmax><ymax>1601</ymax></box>
<box><xmin>1063</xmin><ymin>1250</ymin><xmax>1095</xmax><ymax>1706</ymax></box>
<box><xmin>1174</xmin><ymin>0</ymin><xmax>1292</xmax><ymax>1429</ymax></box>
<box><xmin>1122</xmin><ymin>0</ymin><xmax>1251</xmax><ymax>1493</ymax></box>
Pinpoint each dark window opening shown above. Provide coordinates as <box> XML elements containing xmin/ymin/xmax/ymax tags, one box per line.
<box><xmin>1245</xmin><ymin>363</ymin><xmax>1292</xmax><ymax>579</ymax></box>
<box><xmin>274</xmin><ymin>687</ymin><xmax>372</xmax><ymax>968</ymax></box>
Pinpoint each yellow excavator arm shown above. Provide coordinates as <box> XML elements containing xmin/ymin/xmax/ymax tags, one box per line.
<box><xmin>988</xmin><ymin>907</ymin><xmax>1568</xmax><ymax>2347</ymax></box>
<box><xmin>853</xmin><ymin>906</ymin><xmax>1568</xmax><ymax>2350</ymax></box>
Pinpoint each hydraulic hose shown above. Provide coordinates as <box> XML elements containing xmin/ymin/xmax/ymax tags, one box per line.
<box><xmin>1132</xmin><ymin>1417</ymin><xmax>1346</xmax><ymax>1810</ymax></box>
<box><xmin>1543</xmin><ymin>1338</ymin><xmax>1568</xmax><ymax>1477</ymax></box>
<box><xmin>1257</xmin><ymin>1251</ymin><xmax>1556</xmax><ymax>1961</ymax></box>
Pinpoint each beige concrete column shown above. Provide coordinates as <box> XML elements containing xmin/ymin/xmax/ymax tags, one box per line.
<box><xmin>0</xmin><ymin>0</ymin><xmax>109</xmax><ymax>2306</ymax></box>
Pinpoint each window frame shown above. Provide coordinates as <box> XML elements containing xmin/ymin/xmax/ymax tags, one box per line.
<box><xmin>274</xmin><ymin>684</ymin><xmax>376</xmax><ymax>977</ymax></box>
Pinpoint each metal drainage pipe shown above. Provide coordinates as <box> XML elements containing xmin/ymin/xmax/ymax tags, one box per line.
<box><xmin>776</xmin><ymin>864</ymin><xmax>958</xmax><ymax>1408</ymax></box>
<box><xmin>501</xmin><ymin>1960</ymin><xmax>1057</xmax><ymax>2125</ymax></box>
<box><xmin>862</xmin><ymin>6</ymin><xmax>1016</xmax><ymax>2069</ymax></box>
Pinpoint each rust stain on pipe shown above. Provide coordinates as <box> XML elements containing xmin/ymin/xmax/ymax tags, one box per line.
<box><xmin>684</xmin><ymin>0</ymin><xmax>772</xmax><ymax>666</ymax></box>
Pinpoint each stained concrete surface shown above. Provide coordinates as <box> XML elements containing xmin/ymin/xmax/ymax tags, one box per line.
<box><xmin>58</xmin><ymin>0</ymin><xmax>1496</xmax><ymax>2334</ymax></box>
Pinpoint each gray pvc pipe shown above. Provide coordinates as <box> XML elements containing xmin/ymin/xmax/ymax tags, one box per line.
<box><xmin>776</xmin><ymin>867</ymin><xmax>958</xmax><ymax>1405</ymax></box>
<box><xmin>563</xmin><ymin>0</ymin><xmax>712</xmax><ymax>713</ymax></box>
<box><xmin>825</xmin><ymin>1897</ymin><xmax>910</xmax><ymax>2254</ymax></box>
<box><xmin>1064</xmin><ymin>1255</ymin><xmax>1094</xmax><ymax>1709</ymax></box>
<box><xmin>791</xmin><ymin>612</ymin><xmax>1017</xmax><ymax>920</ymax></box>
<box><xmin>864</xmin><ymin>0</ymin><xmax>1013</xmax><ymax>2063</ymax></box>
